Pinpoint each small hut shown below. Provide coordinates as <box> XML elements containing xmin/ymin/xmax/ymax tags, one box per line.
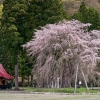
<box><xmin>0</xmin><ymin>64</ymin><xmax>14</xmax><ymax>89</ymax></box>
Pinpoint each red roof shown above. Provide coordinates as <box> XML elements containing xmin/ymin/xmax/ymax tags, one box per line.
<box><xmin>0</xmin><ymin>64</ymin><xmax>14</xmax><ymax>80</ymax></box>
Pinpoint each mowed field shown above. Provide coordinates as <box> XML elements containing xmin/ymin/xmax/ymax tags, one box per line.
<box><xmin>0</xmin><ymin>92</ymin><xmax>100</xmax><ymax>100</ymax></box>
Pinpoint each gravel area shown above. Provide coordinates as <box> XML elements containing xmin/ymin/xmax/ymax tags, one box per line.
<box><xmin>0</xmin><ymin>91</ymin><xmax>100</xmax><ymax>100</ymax></box>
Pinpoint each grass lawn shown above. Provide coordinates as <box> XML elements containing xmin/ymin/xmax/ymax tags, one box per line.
<box><xmin>21</xmin><ymin>87</ymin><xmax>100</xmax><ymax>94</ymax></box>
<box><xmin>0</xmin><ymin>87</ymin><xmax>100</xmax><ymax>100</ymax></box>
<box><xmin>0</xmin><ymin>92</ymin><xmax>100</xmax><ymax>100</ymax></box>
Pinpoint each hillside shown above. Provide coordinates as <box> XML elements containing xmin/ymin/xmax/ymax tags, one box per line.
<box><xmin>63</xmin><ymin>0</ymin><xmax>100</xmax><ymax>15</ymax></box>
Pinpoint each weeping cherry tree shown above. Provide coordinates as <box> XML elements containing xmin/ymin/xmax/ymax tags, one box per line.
<box><xmin>23</xmin><ymin>20</ymin><xmax>100</xmax><ymax>88</ymax></box>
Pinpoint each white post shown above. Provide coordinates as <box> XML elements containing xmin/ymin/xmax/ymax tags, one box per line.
<box><xmin>51</xmin><ymin>81</ymin><xmax>54</xmax><ymax>88</ymax></box>
<box><xmin>57</xmin><ymin>77</ymin><xmax>60</xmax><ymax>88</ymax></box>
<box><xmin>74</xmin><ymin>64</ymin><xmax>79</xmax><ymax>93</ymax></box>
<box><xmin>55</xmin><ymin>80</ymin><xmax>57</xmax><ymax>88</ymax></box>
<box><xmin>81</xmin><ymin>68</ymin><xmax>90</xmax><ymax>93</ymax></box>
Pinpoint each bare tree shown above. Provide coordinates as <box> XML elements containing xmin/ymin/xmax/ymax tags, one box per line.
<box><xmin>23</xmin><ymin>20</ymin><xmax>100</xmax><ymax>88</ymax></box>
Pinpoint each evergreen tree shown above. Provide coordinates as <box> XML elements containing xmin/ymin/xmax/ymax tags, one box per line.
<box><xmin>86</xmin><ymin>7</ymin><xmax>100</xmax><ymax>30</ymax></box>
<box><xmin>78</xmin><ymin>2</ymin><xmax>88</xmax><ymax>23</ymax></box>
<box><xmin>79</xmin><ymin>2</ymin><xmax>87</xmax><ymax>14</ymax></box>
<box><xmin>0</xmin><ymin>0</ymin><xmax>28</xmax><ymax>90</ymax></box>
<box><xmin>71</xmin><ymin>2</ymin><xmax>87</xmax><ymax>23</ymax></box>
<box><xmin>71</xmin><ymin>12</ymin><xmax>83</xmax><ymax>22</ymax></box>
<box><xmin>72</xmin><ymin>2</ymin><xmax>100</xmax><ymax>30</ymax></box>
<box><xmin>18</xmin><ymin>52</ymin><xmax>32</xmax><ymax>86</ymax></box>
<box><xmin>27</xmin><ymin>0</ymin><xmax>68</xmax><ymax>40</ymax></box>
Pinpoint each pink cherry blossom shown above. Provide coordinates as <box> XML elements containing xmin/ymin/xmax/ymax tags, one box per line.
<box><xmin>23</xmin><ymin>20</ymin><xmax>100</xmax><ymax>87</ymax></box>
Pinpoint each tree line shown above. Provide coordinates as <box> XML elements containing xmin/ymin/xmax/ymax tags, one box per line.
<box><xmin>0</xmin><ymin>0</ymin><xmax>67</xmax><ymax>90</ymax></box>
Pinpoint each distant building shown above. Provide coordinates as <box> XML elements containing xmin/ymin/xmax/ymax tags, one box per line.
<box><xmin>0</xmin><ymin>64</ymin><xmax>14</xmax><ymax>89</ymax></box>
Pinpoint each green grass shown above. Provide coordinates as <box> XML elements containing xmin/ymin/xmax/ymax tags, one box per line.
<box><xmin>19</xmin><ymin>87</ymin><xmax>100</xmax><ymax>94</ymax></box>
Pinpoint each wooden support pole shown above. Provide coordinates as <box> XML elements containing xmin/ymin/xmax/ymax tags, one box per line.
<box><xmin>81</xmin><ymin>68</ymin><xmax>90</xmax><ymax>93</ymax></box>
<box><xmin>74</xmin><ymin>64</ymin><xmax>79</xmax><ymax>93</ymax></box>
